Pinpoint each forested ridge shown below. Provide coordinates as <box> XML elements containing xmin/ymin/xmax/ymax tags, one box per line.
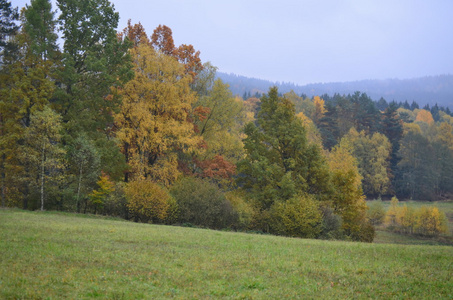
<box><xmin>1</xmin><ymin>0</ymin><xmax>452</xmax><ymax>242</ymax></box>
<box><xmin>218</xmin><ymin>72</ymin><xmax>453</xmax><ymax>110</ymax></box>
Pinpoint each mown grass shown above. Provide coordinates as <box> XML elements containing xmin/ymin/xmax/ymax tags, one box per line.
<box><xmin>1</xmin><ymin>209</ymin><xmax>452</xmax><ymax>299</ymax></box>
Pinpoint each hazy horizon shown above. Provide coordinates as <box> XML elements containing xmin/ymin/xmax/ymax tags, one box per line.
<box><xmin>217</xmin><ymin>71</ymin><xmax>453</xmax><ymax>86</ymax></box>
<box><xmin>12</xmin><ymin>0</ymin><xmax>453</xmax><ymax>86</ymax></box>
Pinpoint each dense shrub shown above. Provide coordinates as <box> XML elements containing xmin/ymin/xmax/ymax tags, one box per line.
<box><xmin>225</xmin><ymin>191</ymin><xmax>254</xmax><ymax>230</ymax></box>
<box><xmin>103</xmin><ymin>182</ymin><xmax>129</xmax><ymax>218</ymax></box>
<box><xmin>353</xmin><ymin>219</ymin><xmax>376</xmax><ymax>243</ymax></box>
<box><xmin>125</xmin><ymin>180</ymin><xmax>173</xmax><ymax>223</ymax></box>
<box><xmin>170</xmin><ymin>177</ymin><xmax>238</xmax><ymax>229</ymax></box>
<box><xmin>269</xmin><ymin>195</ymin><xmax>323</xmax><ymax>239</ymax></box>
<box><xmin>319</xmin><ymin>205</ymin><xmax>344</xmax><ymax>239</ymax></box>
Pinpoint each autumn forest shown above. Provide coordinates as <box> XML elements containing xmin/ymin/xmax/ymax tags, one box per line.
<box><xmin>1</xmin><ymin>0</ymin><xmax>452</xmax><ymax>242</ymax></box>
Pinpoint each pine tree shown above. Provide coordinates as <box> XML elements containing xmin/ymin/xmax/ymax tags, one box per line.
<box><xmin>0</xmin><ymin>0</ymin><xmax>19</xmax><ymax>65</ymax></box>
<box><xmin>22</xmin><ymin>0</ymin><xmax>58</xmax><ymax>62</ymax></box>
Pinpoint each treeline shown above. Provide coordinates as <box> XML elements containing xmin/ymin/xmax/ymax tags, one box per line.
<box><xmin>1</xmin><ymin>0</ymin><xmax>451</xmax><ymax>243</ymax></box>
<box><xmin>273</xmin><ymin>91</ymin><xmax>453</xmax><ymax>201</ymax></box>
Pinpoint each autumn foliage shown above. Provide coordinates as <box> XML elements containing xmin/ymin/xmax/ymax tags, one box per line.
<box><xmin>384</xmin><ymin>197</ymin><xmax>448</xmax><ymax>236</ymax></box>
<box><xmin>2</xmin><ymin>0</ymin><xmax>453</xmax><ymax>244</ymax></box>
<box><xmin>125</xmin><ymin>180</ymin><xmax>173</xmax><ymax>223</ymax></box>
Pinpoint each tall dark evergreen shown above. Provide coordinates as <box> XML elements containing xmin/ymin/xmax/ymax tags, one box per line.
<box><xmin>376</xmin><ymin>97</ymin><xmax>388</xmax><ymax>111</ymax></box>
<box><xmin>17</xmin><ymin>0</ymin><xmax>59</xmax><ymax>128</ymax></box>
<box><xmin>382</xmin><ymin>101</ymin><xmax>403</xmax><ymax>191</ymax></box>
<box><xmin>430</xmin><ymin>103</ymin><xmax>440</xmax><ymax>122</ymax></box>
<box><xmin>402</xmin><ymin>100</ymin><xmax>410</xmax><ymax>110</ymax></box>
<box><xmin>22</xmin><ymin>0</ymin><xmax>58</xmax><ymax>62</ymax></box>
<box><xmin>350</xmin><ymin>92</ymin><xmax>381</xmax><ymax>133</ymax></box>
<box><xmin>410</xmin><ymin>100</ymin><xmax>419</xmax><ymax>110</ymax></box>
<box><xmin>318</xmin><ymin>101</ymin><xmax>339</xmax><ymax>150</ymax></box>
<box><xmin>56</xmin><ymin>0</ymin><xmax>133</xmax><ymax>179</ymax></box>
<box><xmin>0</xmin><ymin>0</ymin><xmax>19</xmax><ymax>65</ymax></box>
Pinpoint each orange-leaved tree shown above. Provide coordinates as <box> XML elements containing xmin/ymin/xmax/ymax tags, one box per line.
<box><xmin>120</xmin><ymin>19</ymin><xmax>148</xmax><ymax>48</ymax></box>
<box><xmin>150</xmin><ymin>24</ymin><xmax>175</xmax><ymax>56</ymax></box>
<box><xmin>150</xmin><ymin>24</ymin><xmax>203</xmax><ymax>80</ymax></box>
<box><xmin>415</xmin><ymin>109</ymin><xmax>434</xmax><ymax>124</ymax></box>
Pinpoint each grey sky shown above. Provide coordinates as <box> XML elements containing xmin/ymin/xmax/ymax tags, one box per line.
<box><xmin>13</xmin><ymin>0</ymin><xmax>453</xmax><ymax>85</ymax></box>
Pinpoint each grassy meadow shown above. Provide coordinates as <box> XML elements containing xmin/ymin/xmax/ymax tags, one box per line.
<box><xmin>1</xmin><ymin>209</ymin><xmax>452</xmax><ymax>299</ymax></box>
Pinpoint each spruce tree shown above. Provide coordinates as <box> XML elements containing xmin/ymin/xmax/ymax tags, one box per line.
<box><xmin>0</xmin><ymin>0</ymin><xmax>19</xmax><ymax>65</ymax></box>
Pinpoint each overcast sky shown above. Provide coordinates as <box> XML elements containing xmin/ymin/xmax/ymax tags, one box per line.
<box><xmin>13</xmin><ymin>0</ymin><xmax>453</xmax><ymax>85</ymax></box>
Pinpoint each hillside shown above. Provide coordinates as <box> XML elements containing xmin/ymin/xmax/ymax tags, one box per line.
<box><xmin>1</xmin><ymin>209</ymin><xmax>452</xmax><ymax>299</ymax></box>
<box><xmin>218</xmin><ymin>72</ymin><xmax>453</xmax><ymax>108</ymax></box>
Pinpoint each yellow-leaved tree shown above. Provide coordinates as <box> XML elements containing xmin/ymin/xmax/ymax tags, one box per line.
<box><xmin>125</xmin><ymin>180</ymin><xmax>174</xmax><ymax>223</ymax></box>
<box><xmin>114</xmin><ymin>42</ymin><xmax>202</xmax><ymax>186</ymax></box>
<box><xmin>415</xmin><ymin>206</ymin><xmax>448</xmax><ymax>236</ymax></box>
<box><xmin>312</xmin><ymin>96</ymin><xmax>326</xmax><ymax>124</ymax></box>
<box><xmin>328</xmin><ymin>143</ymin><xmax>374</xmax><ymax>242</ymax></box>
<box><xmin>89</xmin><ymin>172</ymin><xmax>115</xmax><ymax>214</ymax></box>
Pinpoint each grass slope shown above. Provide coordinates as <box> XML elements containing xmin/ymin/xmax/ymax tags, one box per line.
<box><xmin>1</xmin><ymin>209</ymin><xmax>452</xmax><ymax>299</ymax></box>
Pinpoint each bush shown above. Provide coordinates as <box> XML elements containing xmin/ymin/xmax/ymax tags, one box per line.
<box><xmin>395</xmin><ymin>204</ymin><xmax>416</xmax><ymax>234</ymax></box>
<box><xmin>163</xmin><ymin>196</ymin><xmax>179</xmax><ymax>225</ymax></box>
<box><xmin>366</xmin><ymin>200</ymin><xmax>386</xmax><ymax>226</ymax></box>
<box><xmin>170</xmin><ymin>177</ymin><xmax>238</xmax><ymax>229</ymax></box>
<box><xmin>125</xmin><ymin>180</ymin><xmax>173</xmax><ymax>223</ymax></box>
<box><xmin>319</xmin><ymin>205</ymin><xmax>344</xmax><ymax>240</ymax></box>
<box><xmin>415</xmin><ymin>206</ymin><xmax>449</xmax><ymax>236</ymax></box>
<box><xmin>103</xmin><ymin>182</ymin><xmax>128</xmax><ymax>218</ymax></box>
<box><xmin>225</xmin><ymin>191</ymin><xmax>254</xmax><ymax>230</ymax></box>
<box><xmin>354</xmin><ymin>219</ymin><xmax>376</xmax><ymax>243</ymax></box>
<box><xmin>269</xmin><ymin>195</ymin><xmax>322</xmax><ymax>239</ymax></box>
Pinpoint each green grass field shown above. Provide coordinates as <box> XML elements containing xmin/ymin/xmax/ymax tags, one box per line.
<box><xmin>1</xmin><ymin>209</ymin><xmax>452</xmax><ymax>299</ymax></box>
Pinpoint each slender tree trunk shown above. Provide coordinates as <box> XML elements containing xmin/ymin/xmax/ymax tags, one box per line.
<box><xmin>1</xmin><ymin>154</ymin><xmax>5</xmax><ymax>208</ymax></box>
<box><xmin>76</xmin><ymin>164</ymin><xmax>83</xmax><ymax>213</ymax></box>
<box><xmin>40</xmin><ymin>143</ymin><xmax>45</xmax><ymax>211</ymax></box>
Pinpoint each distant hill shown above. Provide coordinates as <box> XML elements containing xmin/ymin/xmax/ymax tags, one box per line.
<box><xmin>217</xmin><ymin>73</ymin><xmax>453</xmax><ymax>109</ymax></box>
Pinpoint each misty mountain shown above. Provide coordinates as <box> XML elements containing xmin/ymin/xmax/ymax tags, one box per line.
<box><xmin>217</xmin><ymin>73</ymin><xmax>453</xmax><ymax>109</ymax></box>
